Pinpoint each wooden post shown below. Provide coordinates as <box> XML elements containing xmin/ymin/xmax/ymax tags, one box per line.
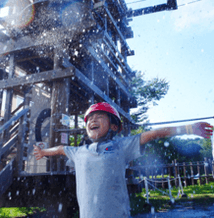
<box><xmin>190</xmin><ymin>162</ymin><xmax>194</xmax><ymax>185</ymax></box>
<box><xmin>90</xmin><ymin>61</ymin><xmax>95</xmax><ymax>105</ymax></box>
<box><xmin>204</xmin><ymin>158</ymin><xmax>209</xmax><ymax>184</ymax></box>
<box><xmin>3</xmin><ymin>54</ymin><xmax>15</xmax><ymax>141</ymax></box>
<box><xmin>178</xmin><ymin>175</ymin><xmax>184</xmax><ymax>195</ymax></box>
<box><xmin>144</xmin><ymin>177</ymin><xmax>149</xmax><ymax>204</ymax></box>
<box><xmin>167</xmin><ymin>176</ymin><xmax>173</xmax><ymax>203</ymax></box>
<box><xmin>145</xmin><ymin>166</ymin><xmax>149</xmax><ymax>179</ymax></box>
<box><xmin>0</xmin><ymin>86</ymin><xmax>3</xmax><ymax>118</ymax></box>
<box><xmin>74</xmin><ymin>114</ymin><xmax>78</xmax><ymax>147</ymax></box>
<box><xmin>197</xmin><ymin>161</ymin><xmax>201</xmax><ymax>185</ymax></box>
<box><xmin>183</xmin><ymin>162</ymin><xmax>187</xmax><ymax>187</ymax></box>
<box><xmin>168</xmin><ymin>164</ymin><xmax>171</xmax><ymax>179</ymax></box>
<box><xmin>174</xmin><ymin>159</ymin><xmax>178</xmax><ymax>187</ymax></box>
<box><xmin>151</xmin><ymin>167</ymin><xmax>154</xmax><ymax>183</ymax></box>
<box><xmin>16</xmin><ymin>89</ymin><xmax>31</xmax><ymax>175</ymax></box>
<box><xmin>162</xmin><ymin>168</ymin><xmax>165</xmax><ymax>189</ymax></box>
<box><xmin>212</xmin><ymin>160</ymin><xmax>214</xmax><ymax>178</ymax></box>
<box><xmin>49</xmin><ymin>50</ymin><xmax>70</xmax><ymax>172</ymax></box>
<box><xmin>106</xmin><ymin>76</ymin><xmax>109</xmax><ymax>97</ymax></box>
<box><xmin>117</xmin><ymin>87</ymin><xmax>121</xmax><ymax>107</ymax></box>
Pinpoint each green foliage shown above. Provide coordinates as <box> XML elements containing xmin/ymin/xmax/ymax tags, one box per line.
<box><xmin>200</xmin><ymin>138</ymin><xmax>212</xmax><ymax>160</ymax></box>
<box><xmin>135</xmin><ymin>137</ymin><xmax>210</xmax><ymax>166</ymax></box>
<box><xmin>0</xmin><ymin>207</ymin><xmax>46</xmax><ymax>217</ymax></box>
<box><xmin>130</xmin><ymin>71</ymin><xmax>169</xmax><ymax>123</ymax></box>
<box><xmin>131</xmin><ymin>126</ymin><xmax>151</xmax><ymax>136</ymax></box>
<box><xmin>69</xmin><ymin>134</ymin><xmax>82</xmax><ymax>146</ymax></box>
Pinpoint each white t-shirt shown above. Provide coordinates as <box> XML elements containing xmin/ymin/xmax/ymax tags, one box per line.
<box><xmin>64</xmin><ymin>134</ymin><xmax>141</xmax><ymax>218</ymax></box>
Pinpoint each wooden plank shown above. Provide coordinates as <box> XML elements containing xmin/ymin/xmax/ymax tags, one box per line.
<box><xmin>0</xmin><ymin>67</ymin><xmax>75</xmax><ymax>89</ymax></box>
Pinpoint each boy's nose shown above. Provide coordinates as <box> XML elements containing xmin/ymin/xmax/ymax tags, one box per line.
<box><xmin>90</xmin><ymin>114</ymin><xmax>98</xmax><ymax>122</ymax></box>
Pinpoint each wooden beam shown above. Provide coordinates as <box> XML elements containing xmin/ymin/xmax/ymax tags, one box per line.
<box><xmin>0</xmin><ymin>134</ymin><xmax>18</xmax><ymax>160</ymax></box>
<box><xmin>86</xmin><ymin>45</ymin><xmax>135</xmax><ymax>102</ymax></box>
<box><xmin>104</xmin><ymin>7</ymin><xmax>133</xmax><ymax>56</ymax></box>
<box><xmin>63</xmin><ymin>59</ymin><xmax>136</xmax><ymax>123</ymax></box>
<box><xmin>103</xmin><ymin>33</ymin><xmax>133</xmax><ymax>79</ymax></box>
<box><xmin>0</xmin><ymin>36</ymin><xmax>38</xmax><ymax>55</ymax></box>
<box><xmin>98</xmin><ymin>39</ymin><xmax>131</xmax><ymax>84</ymax></box>
<box><xmin>3</xmin><ymin>54</ymin><xmax>15</xmax><ymax>141</ymax></box>
<box><xmin>0</xmin><ymin>67</ymin><xmax>75</xmax><ymax>89</ymax></box>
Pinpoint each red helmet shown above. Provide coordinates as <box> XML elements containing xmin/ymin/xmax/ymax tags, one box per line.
<box><xmin>84</xmin><ymin>102</ymin><xmax>122</xmax><ymax>132</ymax></box>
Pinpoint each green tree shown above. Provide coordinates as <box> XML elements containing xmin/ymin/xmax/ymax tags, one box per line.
<box><xmin>130</xmin><ymin>71</ymin><xmax>169</xmax><ymax>123</ymax></box>
<box><xmin>200</xmin><ymin>138</ymin><xmax>212</xmax><ymax>160</ymax></box>
<box><xmin>134</xmin><ymin>137</ymin><xmax>208</xmax><ymax>167</ymax></box>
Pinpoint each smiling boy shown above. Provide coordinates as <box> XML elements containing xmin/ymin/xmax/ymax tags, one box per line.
<box><xmin>33</xmin><ymin>102</ymin><xmax>213</xmax><ymax>218</ymax></box>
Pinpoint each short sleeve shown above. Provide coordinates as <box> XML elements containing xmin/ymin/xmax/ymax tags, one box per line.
<box><xmin>63</xmin><ymin>146</ymin><xmax>78</xmax><ymax>167</ymax></box>
<box><xmin>119</xmin><ymin>134</ymin><xmax>141</xmax><ymax>164</ymax></box>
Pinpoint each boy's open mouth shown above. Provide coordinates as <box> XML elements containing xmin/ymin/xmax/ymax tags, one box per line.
<box><xmin>90</xmin><ymin>126</ymin><xmax>99</xmax><ymax>130</ymax></box>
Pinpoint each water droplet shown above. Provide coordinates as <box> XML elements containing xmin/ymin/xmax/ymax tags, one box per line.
<box><xmin>151</xmin><ymin>207</ymin><xmax>155</xmax><ymax>214</ymax></box>
<box><xmin>164</xmin><ymin>142</ymin><xmax>169</xmax><ymax>147</ymax></box>
<box><xmin>58</xmin><ymin>203</ymin><xmax>63</xmax><ymax>212</ymax></box>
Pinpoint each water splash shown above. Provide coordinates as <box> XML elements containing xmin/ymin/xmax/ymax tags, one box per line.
<box><xmin>1</xmin><ymin>0</ymin><xmax>35</xmax><ymax>28</ymax></box>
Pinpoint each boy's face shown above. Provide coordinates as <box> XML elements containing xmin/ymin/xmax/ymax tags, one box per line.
<box><xmin>86</xmin><ymin>112</ymin><xmax>117</xmax><ymax>141</ymax></box>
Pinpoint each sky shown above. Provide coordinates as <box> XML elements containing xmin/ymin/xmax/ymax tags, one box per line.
<box><xmin>125</xmin><ymin>0</ymin><xmax>214</xmax><ymax>135</ymax></box>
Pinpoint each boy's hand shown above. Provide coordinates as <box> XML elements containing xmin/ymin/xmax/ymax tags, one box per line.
<box><xmin>191</xmin><ymin>122</ymin><xmax>213</xmax><ymax>139</ymax></box>
<box><xmin>33</xmin><ymin>144</ymin><xmax>43</xmax><ymax>160</ymax></box>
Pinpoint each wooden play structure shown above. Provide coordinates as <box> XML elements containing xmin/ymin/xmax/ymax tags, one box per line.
<box><xmin>0</xmin><ymin>0</ymin><xmax>177</xmax><ymax>216</ymax></box>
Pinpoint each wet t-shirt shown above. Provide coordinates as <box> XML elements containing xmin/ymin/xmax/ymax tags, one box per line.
<box><xmin>64</xmin><ymin>134</ymin><xmax>141</xmax><ymax>218</ymax></box>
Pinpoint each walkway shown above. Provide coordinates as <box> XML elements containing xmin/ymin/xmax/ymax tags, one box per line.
<box><xmin>133</xmin><ymin>204</ymin><xmax>214</xmax><ymax>218</ymax></box>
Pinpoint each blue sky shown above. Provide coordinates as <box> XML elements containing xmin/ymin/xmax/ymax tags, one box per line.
<box><xmin>126</xmin><ymin>0</ymin><xmax>214</xmax><ymax>132</ymax></box>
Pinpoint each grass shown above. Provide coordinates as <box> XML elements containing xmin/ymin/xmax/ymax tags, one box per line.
<box><xmin>2</xmin><ymin>182</ymin><xmax>214</xmax><ymax>217</ymax></box>
<box><xmin>0</xmin><ymin>207</ymin><xmax>46</xmax><ymax>218</ymax></box>
<box><xmin>130</xmin><ymin>181</ymin><xmax>214</xmax><ymax>216</ymax></box>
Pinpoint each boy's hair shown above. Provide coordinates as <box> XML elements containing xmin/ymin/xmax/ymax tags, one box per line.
<box><xmin>107</xmin><ymin>113</ymin><xmax>120</xmax><ymax>127</ymax></box>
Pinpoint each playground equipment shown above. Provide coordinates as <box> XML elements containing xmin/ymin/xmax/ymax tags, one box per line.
<box><xmin>0</xmin><ymin>0</ymin><xmax>178</xmax><ymax>215</ymax></box>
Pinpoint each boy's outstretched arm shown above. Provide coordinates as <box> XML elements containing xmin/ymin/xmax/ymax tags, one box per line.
<box><xmin>140</xmin><ymin>122</ymin><xmax>213</xmax><ymax>145</ymax></box>
<box><xmin>33</xmin><ymin>145</ymin><xmax>65</xmax><ymax>160</ymax></box>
